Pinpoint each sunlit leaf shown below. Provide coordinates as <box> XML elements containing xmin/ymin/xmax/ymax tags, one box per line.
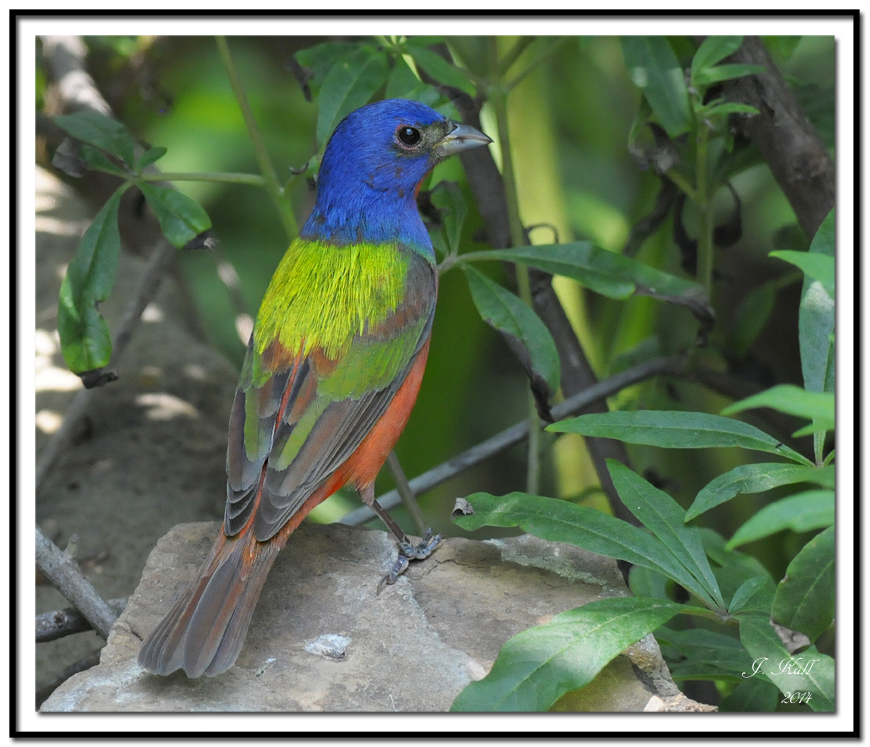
<box><xmin>58</xmin><ymin>186</ymin><xmax>127</xmax><ymax>373</ymax></box>
<box><xmin>451</xmin><ymin>597</ymin><xmax>684</xmax><ymax>712</ymax></box>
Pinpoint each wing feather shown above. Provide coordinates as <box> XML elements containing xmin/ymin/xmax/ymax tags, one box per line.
<box><xmin>223</xmin><ymin>248</ymin><xmax>435</xmax><ymax>540</ymax></box>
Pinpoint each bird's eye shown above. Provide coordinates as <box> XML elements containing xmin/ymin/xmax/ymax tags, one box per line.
<box><xmin>396</xmin><ymin>126</ymin><xmax>422</xmax><ymax>148</ymax></box>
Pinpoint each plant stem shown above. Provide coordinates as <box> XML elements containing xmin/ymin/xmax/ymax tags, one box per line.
<box><xmin>505</xmin><ymin>37</ymin><xmax>570</xmax><ymax>92</ymax></box>
<box><xmin>664</xmin><ymin>169</ymin><xmax>698</xmax><ymax>204</ymax></box>
<box><xmin>497</xmin><ymin>37</ymin><xmax>535</xmax><ymax>77</ymax></box>
<box><xmin>695</xmin><ymin>122</ymin><xmax>714</xmax><ymax>297</ymax></box>
<box><xmin>138</xmin><ymin>171</ymin><xmax>268</xmax><ymax>188</ymax></box>
<box><xmin>215</xmin><ymin>36</ymin><xmax>298</xmax><ymax>241</ymax></box>
<box><xmin>489</xmin><ymin>38</ymin><xmax>540</xmax><ymax>495</ymax></box>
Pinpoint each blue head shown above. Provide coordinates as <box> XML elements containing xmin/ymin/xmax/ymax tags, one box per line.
<box><xmin>301</xmin><ymin>99</ymin><xmax>491</xmax><ymax>252</ymax></box>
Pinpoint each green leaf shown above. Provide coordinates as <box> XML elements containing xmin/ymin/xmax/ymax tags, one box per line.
<box><xmin>548</xmin><ymin>411</ymin><xmax>810</xmax><ymax>465</ymax></box>
<box><xmin>728</xmin><ymin>575</ymin><xmax>771</xmax><ymax>614</ymax></box>
<box><xmin>771</xmin><ymin>526</ymin><xmax>834</xmax><ymax>642</ymax></box>
<box><xmin>656</xmin><ymin>626</ymin><xmax>754</xmax><ymax>682</ymax></box>
<box><xmin>799</xmin><ymin>209</ymin><xmax>835</xmax><ymax>396</ymax></box>
<box><xmin>294</xmin><ymin>41</ymin><xmax>357</xmax><ymax>98</ymax></box>
<box><xmin>463</xmin><ymin>242</ymin><xmax>708</xmax><ymax>307</ymax></box>
<box><xmin>691</xmin><ymin>36</ymin><xmax>744</xmax><ymax>79</ymax></box>
<box><xmin>136</xmin><ymin>146</ymin><xmax>168</xmax><ymax>171</ymax></box>
<box><xmin>770</xmin><ymin>250</ymin><xmax>835</xmax><ymax>299</ymax></box>
<box><xmin>728</xmin><ymin>490</ymin><xmax>834</xmax><ymax>549</ymax></box>
<box><xmin>58</xmin><ymin>187</ymin><xmax>127</xmax><ymax>372</ymax></box>
<box><xmin>693</xmin><ymin>64</ymin><xmax>766</xmax><ymax>87</ymax></box>
<box><xmin>621</xmin><ymin>36</ymin><xmax>692</xmax><ymax>137</ymax></box>
<box><xmin>450</xmin><ymin>597</ymin><xmax>684</xmax><ymax>712</ymax></box>
<box><xmin>405</xmin><ymin>45</ymin><xmax>475</xmax><ymax>96</ymax></box>
<box><xmin>76</xmin><ymin>144</ymin><xmax>130</xmax><ymax>177</ymax></box>
<box><xmin>464</xmin><ymin>266</ymin><xmax>560</xmax><ymax>396</ymax></box>
<box><xmin>453</xmin><ymin>492</ymin><xmax>715</xmax><ymax>606</ymax></box>
<box><xmin>607</xmin><ymin>461</ymin><xmax>724</xmax><ymax>609</ymax></box>
<box><xmin>404</xmin><ymin>35</ymin><xmax>446</xmax><ymax>48</ymax></box>
<box><xmin>54</xmin><ymin>110</ymin><xmax>136</xmax><ymax>167</ymax></box>
<box><xmin>762</xmin><ymin>36</ymin><xmax>803</xmax><ymax>61</ymax></box>
<box><xmin>738</xmin><ymin>614</ymin><xmax>834</xmax><ymax>711</ymax></box>
<box><xmin>687</xmin><ymin>463</ymin><xmax>834</xmax><ymax>521</ymax></box>
<box><xmin>138</xmin><ymin>183</ymin><xmax>212</xmax><ymax>248</ymax></box>
<box><xmin>697</xmin><ymin>101</ymin><xmax>760</xmax><ymax>118</ymax></box>
<box><xmin>721</xmin><ymin>384</ymin><xmax>834</xmax><ymax>433</ymax></box>
<box><xmin>718</xmin><ymin>678</ymin><xmax>780</xmax><ymax>712</ymax></box>
<box><xmin>628</xmin><ymin>565</ymin><xmax>671</xmax><ymax>601</ymax></box>
<box><xmin>384</xmin><ymin>55</ymin><xmax>421</xmax><ymax>99</ymax></box>
<box><xmin>701</xmin><ymin>529</ymin><xmax>777</xmax><ymax>615</ymax></box>
<box><xmin>315</xmin><ymin>47</ymin><xmax>390</xmax><ymax>146</ymax></box>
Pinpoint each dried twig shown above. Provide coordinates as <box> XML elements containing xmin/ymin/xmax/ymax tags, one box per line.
<box><xmin>37</xmin><ymin>597</ymin><xmax>128</xmax><ymax>643</ymax></box>
<box><xmin>35</xmin><ymin>526</ymin><xmax>118</xmax><ymax>640</ymax></box>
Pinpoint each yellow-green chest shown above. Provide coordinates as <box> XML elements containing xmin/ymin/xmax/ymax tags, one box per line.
<box><xmin>253</xmin><ymin>239</ymin><xmax>410</xmax><ymax>360</ymax></box>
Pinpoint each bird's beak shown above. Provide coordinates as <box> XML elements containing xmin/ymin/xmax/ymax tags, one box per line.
<box><xmin>439</xmin><ymin>121</ymin><xmax>493</xmax><ymax>156</ymax></box>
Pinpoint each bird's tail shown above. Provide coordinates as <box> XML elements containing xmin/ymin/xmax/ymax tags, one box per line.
<box><xmin>138</xmin><ymin>524</ymin><xmax>286</xmax><ymax>678</ymax></box>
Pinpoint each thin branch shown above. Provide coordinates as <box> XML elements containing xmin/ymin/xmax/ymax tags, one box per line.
<box><xmin>340</xmin><ymin>356</ymin><xmax>686</xmax><ymax>526</ymax></box>
<box><xmin>37</xmin><ymin>598</ymin><xmax>128</xmax><ymax>643</ymax></box>
<box><xmin>385</xmin><ymin>451</ymin><xmax>427</xmax><ymax>536</ymax></box>
<box><xmin>35</xmin><ymin>526</ymin><xmax>118</xmax><ymax>640</ymax></box>
<box><xmin>215</xmin><ymin>36</ymin><xmax>298</xmax><ymax>241</ymax></box>
<box><xmin>716</xmin><ymin>35</ymin><xmax>834</xmax><ymax>238</ymax></box>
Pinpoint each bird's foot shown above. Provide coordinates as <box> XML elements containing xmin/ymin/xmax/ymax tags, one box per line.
<box><xmin>377</xmin><ymin>529</ymin><xmax>442</xmax><ymax>594</ymax></box>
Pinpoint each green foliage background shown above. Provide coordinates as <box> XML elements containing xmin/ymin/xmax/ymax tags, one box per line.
<box><xmin>38</xmin><ymin>34</ymin><xmax>836</xmax><ymax>712</ymax></box>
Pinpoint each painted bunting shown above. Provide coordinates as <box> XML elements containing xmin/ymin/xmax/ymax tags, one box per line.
<box><xmin>138</xmin><ymin>99</ymin><xmax>491</xmax><ymax>677</ymax></box>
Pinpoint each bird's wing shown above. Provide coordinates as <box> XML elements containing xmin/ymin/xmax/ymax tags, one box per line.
<box><xmin>224</xmin><ymin>247</ymin><xmax>436</xmax><ymax>541</ymax></box>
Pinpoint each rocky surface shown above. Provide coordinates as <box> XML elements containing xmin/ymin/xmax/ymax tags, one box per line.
<box><xmin>42</xmin><ymin>521</ymin><xmax>695</xmax><ymax>712</ymax></box>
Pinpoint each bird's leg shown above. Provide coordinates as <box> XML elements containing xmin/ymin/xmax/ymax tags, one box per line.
<box><xmin>358</xmin><ymin>484</ymin><xmax>442</xmax><ymax>593</ymax></box>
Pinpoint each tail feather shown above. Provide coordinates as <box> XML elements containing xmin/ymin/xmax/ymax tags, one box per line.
<box><xmin>138</xmin><ymin>529</ymin><xmax>284</xmax><ymax>678</ymax></box>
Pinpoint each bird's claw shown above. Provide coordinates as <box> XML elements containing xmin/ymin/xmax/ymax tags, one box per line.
<box><xmin>377</xmin><ymin>529</ymin><xmax>442</xmax><ymax>594</ymax></box>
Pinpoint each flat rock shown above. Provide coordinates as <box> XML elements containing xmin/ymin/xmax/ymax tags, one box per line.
<box><xmin>41</xmin><ymin>520</ymin><xmax>699</xmax><ymax>712</ymax></box>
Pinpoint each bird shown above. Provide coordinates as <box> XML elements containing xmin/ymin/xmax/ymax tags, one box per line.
<box><xmin>138</xmin><ymin>98</ymin><xmax>492</xmax><ymax>677</ymax></box>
